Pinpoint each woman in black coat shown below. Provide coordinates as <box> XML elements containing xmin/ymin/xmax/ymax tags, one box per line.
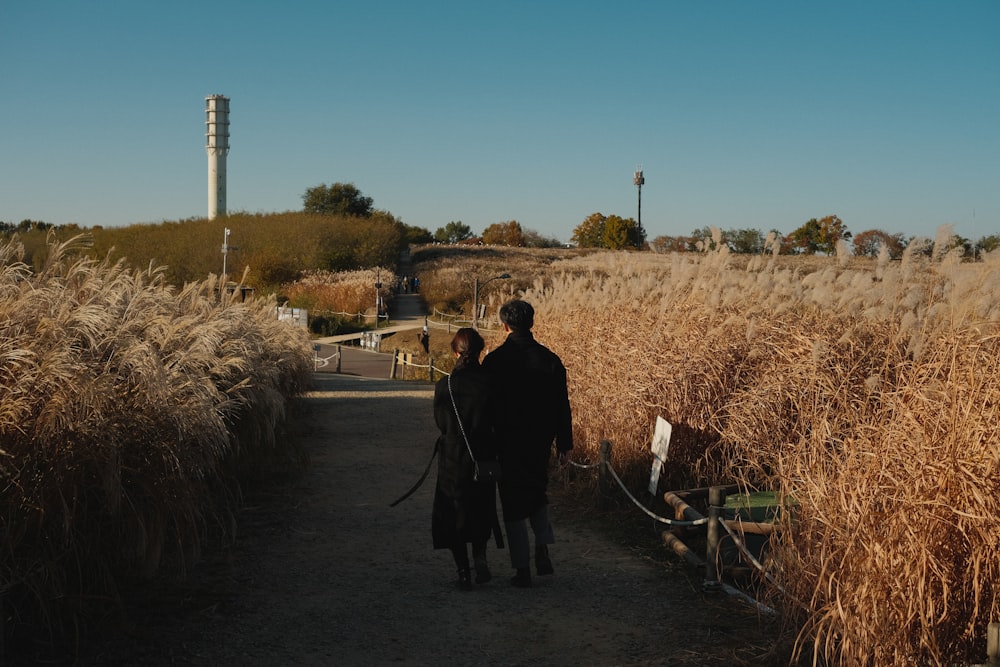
<box><xmin>432</xmin><ymin>327</ymin><xmax>502</xmax><ymax>590</ymax></box>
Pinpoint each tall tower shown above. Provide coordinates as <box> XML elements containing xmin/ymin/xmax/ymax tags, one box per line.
<box><xmin>633</xmin><ymin>166</ymin><xmax>645</xmax><ymax>249</ymax></box>
<box><xmin>205</xmin><ymin>95</ymin><xmax>230</xmax><ymax>219</ymax></box>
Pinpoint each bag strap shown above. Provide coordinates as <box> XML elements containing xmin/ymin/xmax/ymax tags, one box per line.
<box><xmin>388</xmin><ymin>441</ymin><xmax>438</xmax><ymax>507</ymax></box>
<box><xmin>448</xmin><ymin>374</ymin><xmax>478</xmax><ymax>465</ymax></box>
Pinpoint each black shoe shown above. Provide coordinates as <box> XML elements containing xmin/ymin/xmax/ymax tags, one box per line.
<box><xmin>510</xmin><ymin>568</ymin><xmax>532</xmax><ymax>588</ymax></box>
<box><xmin>457</xmin><ymin>568</ymin><xmax>473</xmax><ymax>591</ymax></box>
<box><xmin>536</xmin><ymin>545</ymin><xmax>554</xmax><ymax>576</ymax></box>
<box><xmin>474</xmin><ymin>556</ymin><xmax>492</xmax><ymax>584</ymax></box>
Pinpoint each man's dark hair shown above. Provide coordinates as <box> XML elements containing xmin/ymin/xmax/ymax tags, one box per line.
<box><xmin>499</xmin><ymin>299</ymin><xmax>534</xmax><ymax>332</ymax></box>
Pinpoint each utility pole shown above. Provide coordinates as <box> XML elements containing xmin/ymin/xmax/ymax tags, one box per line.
<box><xmin>633</xmin><ymin>167</ymin><xmax>645</xmax><ymax>249</ymax></box>
<box><xmin>221</xmin><ymin>227</ymin><xmax>231</xmax><ymax>281</ymax></box>
<box><xmin>472</xmin><ymin>273</ymin><xmax>511</xmax><ymax>330</ymax></box>
<box><xmin>375</xmin><ymin>268</ymin><xmax>383</xmax><ymax>329</ymax></box>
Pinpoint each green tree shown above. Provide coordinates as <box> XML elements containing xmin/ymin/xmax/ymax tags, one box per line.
<box><xmin>787</xmin><ymin>215</ymin><xmax>851</xmax><ymax>255</ymax></box>
<box><xmin>602</xmin><ymin>215</ymin><xmax>639</xmax><ymax>250</ymax></box>
<box><xmin>302</xmin><ymin>182</ymin><xmax>374</xmax><ymax>217</ymax></box>
<box><xmin>571</xmin><ymin>213</ymin><xmax>641</xmax><ymax>249</ymax></box>
<box><xmin>649</xmin><ymin>235</ymin><xmax>688</xmax><ymax>252</ymax></box>
<box><xmin>852</xmin><ymin>229</ymin><xmax>907</xmax><ymax>259</ymax></box>
<box><xmin>434</xmin><ymin>221</ymin><xmax>473</xmax><ymax>244</ymax></box>
<box><xmin>572</xmin><ymin>213</ymin><xmax>606</xmax><ymax>248</ymax></box>
<box><xmin>482</xmin><ymin>220</ymin><xmax>525</xmax><ymax>246</ymax></box>
<box><xmin>977</xmin><ymin>234</ymin><xmax>1000</xmax><ymax>254</ymax></box>
<box><xmin>945</xmin><ymin>234</ymin><xmax>973</xmax><ymax>258</ymax></box>
<box><xmin>522</xmin><ymin>229</ymin><xmax>563</xmax><ymax>248</ymax></box>
<box><xmin>690</xmin><ymin>226</ymin><xmax>722</xmax><ymax>251</ymax></box>
<box><xmin>401</xmin><ymin>223</ymin><xmax>433</xmax><ymax>245</ymax></box>
<box><xmin>17</xmin><ymin>219</ymin><xmax>52</xmax><ymax>233</ymax></box>
<box><xmin>726</xmin><ymin>228</ymin><xmax>766</xmax><ymax>254</ymax></box>
<box><xmin>786</xmin><ymin>219</ymin><xmax>822</xmax><ymax>254</ymax></box>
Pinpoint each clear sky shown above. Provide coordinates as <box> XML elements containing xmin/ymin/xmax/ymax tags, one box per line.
<box><xmin>1</xmin><ymin>1</ymin><xmax>996</xmax><ymax>244</ymax></box>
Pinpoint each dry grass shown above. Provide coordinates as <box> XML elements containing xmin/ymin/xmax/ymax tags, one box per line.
<box><xmin>281</xmin><ymin>268</ymin><xmax>397</xmax><ymax>315</ymax></box>
<box><xmin>415</xmin><ymin>235</ymin><xmax>1000</xmax><ymax>665</ymax></box>
<box><xmin>0</xmin><ymin>234</ymin><xmax>313</xmax><ymax>650</ymax></box>
<box><xmin>410</xmin><ymin>244</ymin><xmax>591</xmax><ymax>318</ymax></box>
<box><xmin>280</xmin><ymin>268</ymin><xmax>398</xmax><ymax>335</ymax></box>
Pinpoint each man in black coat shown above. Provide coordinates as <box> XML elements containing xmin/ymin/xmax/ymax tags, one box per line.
<box><xmin>482</xmin><ymin>299</ymin><xmax>573</xmax><ymax>587</ymax></box>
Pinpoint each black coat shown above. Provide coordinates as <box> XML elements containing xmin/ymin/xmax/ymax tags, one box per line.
<box><xmin>431</xmin><ymin>364</ymin><xmax>501</xmax><ymax>550</ymax></box>
<box><xmin>481</xmin><ymin>330</ymin><xmax>573</xmax><ymax>521</ymax></box>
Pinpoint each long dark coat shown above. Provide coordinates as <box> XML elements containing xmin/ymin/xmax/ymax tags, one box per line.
<box><xmin>481</xmin><ymin>330</ymin><xmax>573</xmax><ymax>521</ymax></box>
<box><xmin>431</xmin><ymin>364</ymin><xmax>501</xmax><ymax>550</ymax></box>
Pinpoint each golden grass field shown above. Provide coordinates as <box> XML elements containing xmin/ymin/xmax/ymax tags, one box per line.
<box><xmin>411</xmin><ymin>234</ymin><xmax>1000</xmax><ymax>667</ymax></box>
<box><xmin>3</xmin><ymin>225</ymin><xmax>998</xmax><ymax>665</ymax></box>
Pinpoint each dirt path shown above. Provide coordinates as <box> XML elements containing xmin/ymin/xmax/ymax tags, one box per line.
<box><xmin>82</xmin><ymin>373</ymin><xmax>775</xmax><ymax>667</ymax></box>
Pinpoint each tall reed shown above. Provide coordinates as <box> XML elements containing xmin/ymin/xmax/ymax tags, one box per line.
<box><xmin>514</xmin><ymin>237</ymin><xmax>1000</xmax><ymax>665</ymax></box>
<box><xmin>0</xmin><ymin>234</ymin><xmax>312</xmax><ymax>650</ymax></box>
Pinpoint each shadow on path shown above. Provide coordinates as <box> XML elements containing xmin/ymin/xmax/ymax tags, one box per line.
<box><xmin>82</xmin><ymin>373</ymin><xmax>774</xmax><ymax>666</ymax></box>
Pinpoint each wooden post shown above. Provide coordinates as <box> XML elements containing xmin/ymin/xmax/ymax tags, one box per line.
<box><xmin>336</xmin><ymin>345</ymin><xmax>342</xmax><ymax>373</ymax></box>
<box><xmin>598</xmin><ymin>440</ymin><xmax>612</xmax><ymax>510</ymax></box>
<box><xmin>703</xmin><ymin>485</ymin><xmax>726</xmax><ymax>592</ymax></box>
<box><xmin>988</xmin><ymin>621</ymin><xmax>1000</xmax><ymax>665</ymax></box>
<box><xmin>390</xmin><ymin>349</ymin><xmax>398</xmax><ymax>379</ymax></box>
<box><xmin>429</xmin><ymin>356</ymin><xmax>434</xmax><ymax>382</ymax></box>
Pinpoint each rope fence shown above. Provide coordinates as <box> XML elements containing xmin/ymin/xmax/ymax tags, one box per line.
<box><xmin>585</xmin><ymin>439</ymin><xmax>1000</xmax><ymax>662</ymax></box>
<box><xmin>389</xmin><ymin>349</ymin><xmax>452</xmax><ymax>381</ymax></box>
<box><xmin>313</xmin><ymin>308</ymin><xmax>390</xmax><ymax>323</ymax></box>
<box><xmin>603</xmin><ymin>462</ymin><xmax>709</xmax><ymax>528</ymax></box>
<box><xmin>428</xmin><ymin>309</ymin><xmax>503</xmax><ymax>332</ymax></box>
<box><xmin>572</xmin><ymin>439</ymin><xmax>778</xmax><ymax>614</ymax></box>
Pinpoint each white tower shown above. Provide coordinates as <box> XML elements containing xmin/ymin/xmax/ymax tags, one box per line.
<box><xmin>205</xmin><ymin>95</ymin><xmax>230</xmax><ymax>219</ymax></box>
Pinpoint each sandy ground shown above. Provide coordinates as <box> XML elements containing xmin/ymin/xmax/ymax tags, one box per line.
<box><xmin>76</xmin><ymin>372</ymin><xmax>778</xmax><ymax>667</ymax></box>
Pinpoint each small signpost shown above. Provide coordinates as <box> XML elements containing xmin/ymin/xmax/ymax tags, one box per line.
<box><xmin>648</xmin><ymin>416</ymin><xmax>672</xmax><ymax>494</ymax></box>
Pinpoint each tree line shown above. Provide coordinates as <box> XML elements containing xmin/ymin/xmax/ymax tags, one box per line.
<box><xmin>644</xmin><ymin>215</ymin><xmax>1000</xmax><ymax>258</ymax></box>
<box><xmin>5</xmin><ymin>184</ymin><xmax>997</xmax><ymax>271</ymax></box>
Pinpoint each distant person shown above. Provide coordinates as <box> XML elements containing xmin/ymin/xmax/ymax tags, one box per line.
<box><xmin>432</xmin><ymin>328</ymin><xmax>503</xmax><ymax>590</ymax></box>
<box><xmin>419</xmin><ymin>323</ymin><xmax>430</xmax><ymax>354</ymax></box>
<box><xmin>481</xmin><ymin>299</ymin><xmax>573</xmax><ymax>588</ymax></box>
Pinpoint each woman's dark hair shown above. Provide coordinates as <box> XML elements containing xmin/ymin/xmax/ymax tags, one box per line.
<box><xmin>499</xmin><ymin>299</ymin><xmax>534</xmax><ymax>332</ymax></box>
<box><xmin>451</xmin><ymin>327</ymin><xmax>485</xmax><ymax>369</ymax></box>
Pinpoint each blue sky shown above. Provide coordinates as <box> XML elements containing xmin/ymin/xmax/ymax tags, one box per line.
<box><xmin>1</xmin><ymin>1</ymin><xmax>996</xmax><ymax>243</ymax></box>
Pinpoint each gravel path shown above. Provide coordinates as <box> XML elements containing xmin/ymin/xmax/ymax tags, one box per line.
<box><xmin>79</xmin><ymin>373</ymin><xmax>775</xmax><ymax>667</ymax></box>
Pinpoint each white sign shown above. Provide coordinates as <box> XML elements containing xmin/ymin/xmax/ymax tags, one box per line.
<box><xmin>276</xmin><ymin>306</ymin><xmax>309</xmax><ymax>328</ymax></box>
<box><xmin>648</xmin><ymin>416</ymin><xmax>673</xmax><ymax>494</ymax></box>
